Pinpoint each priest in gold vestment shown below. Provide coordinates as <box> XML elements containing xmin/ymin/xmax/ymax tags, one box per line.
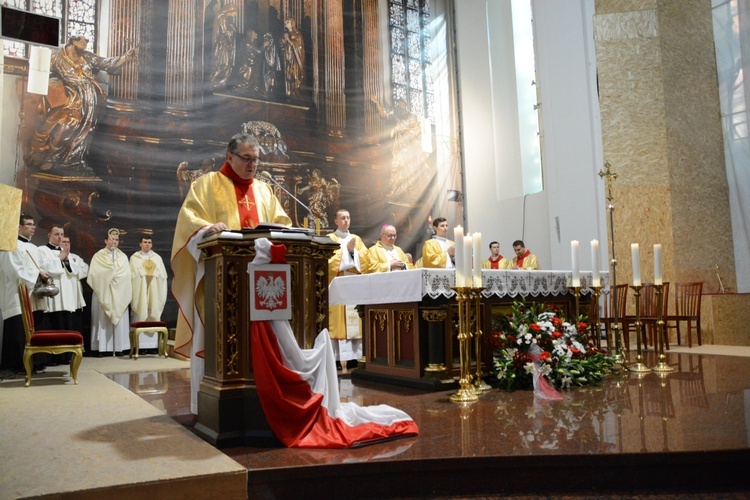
<box><xmin>327</xmin><ymin>209</ymin><xmax>369</xmax><ymax>368</ymax></box>
<box><xmin>419</xmin><ymin>217</ymin><xmax>456</xmax><ymax>269</ymax></box>
<box><xmin>171</xmin><ymin>133</ymin><xmax>291</xmax><ymax>413</ymax></box>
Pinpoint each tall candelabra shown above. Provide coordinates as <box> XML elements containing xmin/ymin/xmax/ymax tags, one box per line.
<box><xmin>628</xmin><ymin>285</ymin><xmax>651</xmax><ymax>373</ymax></box>
<box><xmin>450</xmin><ymin>287</ymin><xmax>478</xmax><ymax>403</ymax></box>
<box><xmin>599</xmin><ymin>162</ymin><xmax>627</xmax><ymax>366</ymax></box>
<box><xmin>472</xmin><ymin>287</ymin><xmax>491</xmax><ymax>393</ymax></box>
<box><xmin>651</xmin><ymin>283</ymin><xmax>674</xmax><ymax>372</ymax></box>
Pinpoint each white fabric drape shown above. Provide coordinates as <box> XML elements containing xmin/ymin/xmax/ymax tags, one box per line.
<box><xmin>713</xmin><ymin>0</ymin><xmax>750</xmax><ymax>292</ymax></box>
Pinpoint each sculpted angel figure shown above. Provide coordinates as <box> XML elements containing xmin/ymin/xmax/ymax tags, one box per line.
<box><xmin>26</xmin><ymin>35</ymin><xmax>138</xmax><ymax>175</ymax></box>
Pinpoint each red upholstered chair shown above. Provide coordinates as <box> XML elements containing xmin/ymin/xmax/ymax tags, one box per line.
<box><xmin>18</xmin><ymin>281</ymin><xmax>84</xmax><ymax>387</ymax></box>
<box><xmin>129</xmin><ymin>321</ymin><xmax>169</xmax><ymax>359</ymax></box>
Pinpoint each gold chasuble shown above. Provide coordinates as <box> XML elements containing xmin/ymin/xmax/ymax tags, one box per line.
<box><xmin>171</xmin><ymin>166</ymin><xmax>292</xmax><ymax>362</ymax></box>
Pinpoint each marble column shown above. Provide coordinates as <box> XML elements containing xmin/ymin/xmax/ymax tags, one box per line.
<box><xmin>594</xmin><ymin>0</ymin><xmax>736</xmax><ymax>293</ymax></box>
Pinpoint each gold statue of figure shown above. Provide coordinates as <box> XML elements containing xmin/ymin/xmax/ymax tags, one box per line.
<box><xmin>297</xmin><ymin>169</ymin><xmax>339</xmax><ymax>228</ymax></box>
<box><xmin>280</xmin><ymin>17</ymin><xmax>305</xmax><ymax>99</ymax></box>
<box><xmin>26</xmin><ymin>35</ymin><xmax>138</xmax><ymax>176</ymax></box>
<box><xmin>209</xmin><ymin>3</ymin><xmax>239</xmax><ymax>90</ymax></box>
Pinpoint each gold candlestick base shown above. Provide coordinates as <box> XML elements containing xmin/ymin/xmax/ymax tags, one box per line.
<box><xmin>627</xmin><ymin>285</ymin><xmax>651</xmax><ymax>374</ymax></box>
<box><xmin>449</xmin><ymin>286</ymin><xmax>479</xmax><ymax>404</ymax></box>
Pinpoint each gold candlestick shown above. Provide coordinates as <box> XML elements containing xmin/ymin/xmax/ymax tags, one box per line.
<box><xmin>590</xmin><ymin>284</ymin><xmax>603</xmax><ymax>349</ymax></box>
<box><xmin>651</xmin><ymin>283</ymin><xmax>674</xmax><ymax>372</ymax></box>
<box><xmin>450</xmin><ymin>287</ymin><xmax>478</xmax><ymax>403</ymax></box>
<box><xmin>628</xmin><ymin>285</ymin><xmax>651</xmax><ymax>373</ymax></box>
<box><xmin>471</xmin><ymin>287</ymin><xmax>491</xmax><ymax>393</ymax></box>
<box><xmin>569</xmin><ymin>285</ymin><xmax>582</xmax><ymax>320</ymax></box>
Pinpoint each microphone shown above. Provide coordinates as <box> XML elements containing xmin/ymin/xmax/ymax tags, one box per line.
<box><xmin>258</xmin><ymin>170</ymin><xmax>312</xmax><ymax>215</ymax></box>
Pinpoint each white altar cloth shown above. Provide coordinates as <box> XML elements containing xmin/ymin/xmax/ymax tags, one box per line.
<box><xmin>328</xmin><ymin>270</ymin><xmax>609</xmax><ymax>306</ymax></box>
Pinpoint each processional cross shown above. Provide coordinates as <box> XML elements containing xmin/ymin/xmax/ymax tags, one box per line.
<box><xmin>598</xmin><ymin>161</ymin><xmax>627</xmax><ymax>364</ymax></box>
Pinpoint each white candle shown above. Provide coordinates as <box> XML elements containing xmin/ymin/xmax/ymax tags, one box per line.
<box><xmin>631</xmin><ymin>243</ymin><xmax>641</xmax><ymax>286</ymax></box>
<box><xmin>591</xmin><ymin>239</ymin><xmax>601</xmax><ymax>287</ymax></box>
<box><xmin>571</xmin><ymin>240</ymin><xmax>580</xmax><ymax>287</ymax></box>
<box><xmin>454</xmin><ymin>226</ymin><xmax>464</xmax><ymax>286</ymax></box>
<box><xmin>472</xmin><ymin>232</ymin><xmax>482</xmax><ymax>287</ymax></box>
<box><xmin>463</xmin><ymin>235</ymin><xmax>473</xmax><ymax>288</ymax></box>
<box><xmin>654</xmin><ymin>244</ymin><xmax>663</xmax><ymax>285</ymax></box>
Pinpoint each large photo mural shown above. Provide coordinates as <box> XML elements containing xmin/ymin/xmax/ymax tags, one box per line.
<box><xmin>9</xmin><ymin>0</ymin><xmax>463</xmax><ymax>325</ymax></box>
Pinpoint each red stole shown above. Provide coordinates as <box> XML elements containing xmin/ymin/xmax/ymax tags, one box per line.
<box><xmin>517</xmin><ymin>250</ymin><xmax>531</xmax><ymax>267</ymax></box>
<box><xmin>488</xmin><ymin>255</ymin><xmax>504</xmax><ymax>269</ymax></box>
<box><xmin>220</xmin><ymin>162</ymin><xmax>259</xmax><ymax>228</ymax></box>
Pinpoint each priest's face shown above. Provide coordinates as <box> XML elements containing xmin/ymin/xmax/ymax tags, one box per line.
<box><xmin>380</xmin><ymin>226</ymin><xmax>397</xmax><ymax>246</ymax></box>
<box><xmin>434</xmin><ymin>220</ymin><xmax>449</xmax><ymax>238</ymax></box>
<box><xmin>513</xmin><ymin>245</ymin><xmax>525</xmax><ymax>258</ymax></box>
<box><xmin>105</xmin><ymin>233</ymin><xmax>119</xmax><ymax>250</ymax></box>
<box><xmin>335</xmin><ymin>211</ymin><xmax>350</xmax><ymax>232</ymax></box>
<box><xmin>227</xmin><ymin>144</ymin><xmax>261</xmax><ymax>180</ymax></box>
<box><xmin>490</xmin><ymin>243</ymin><xmax>500</xmax><ymax>258</ymax></box>
<box><xmin>48</xmin><ymin>226</ymin><xmax>64</xmax><ymax>247</ymax></box>
<box><xmin>19</xmin><ymin>218</ymin><xmax>36</xmax><ymax>239</ymax></box>
<box><xmin>61</xmin><ymin>237</ymin><xmax>71</xmax><ymax>252</ymax></box>
<box><xmin>140</xmin><ymin>238</ymin><xmax>153</xmax><ymax>253</ymax></box>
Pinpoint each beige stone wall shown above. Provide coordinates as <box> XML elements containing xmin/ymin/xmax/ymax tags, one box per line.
<box><xmin>594</xmin><ymin>0</ymin><xmax>736</xmax><ymax>301</ymax></box>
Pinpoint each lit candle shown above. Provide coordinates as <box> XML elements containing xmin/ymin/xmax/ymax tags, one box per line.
<box><xmin>631</xmin><ymin>243</ymin><xmax>641</xmax><ymax>286</ymax></box>
<box><xmin>591</xmin><ymin>239</ymin><xmax>601</xmax><ymax>287</ymax></box>
<box><xmin>571</xmin><ymin>240</ymin><xmax>580</xmax><ymax>287</ymax></box>
<box><xmin>654</xmin><ymin>244</ymin><xmax>663</xmax><ymax>285</ymax></box>
<box><xmin>454</xmin><ymin>226</ymin><xmax>464</xmax><ymax>286</ymax></box>
<box><xmin>463</xmin><ymin>235</ymin><xmax>473</xmax><ymax>288</ymax></box>
<box><xmin>472</xmin><ymin>232</ymin><xmax>482</xmax><ymax>287</ymax></box>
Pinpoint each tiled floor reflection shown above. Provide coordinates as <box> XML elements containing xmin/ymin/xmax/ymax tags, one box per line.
<box><xmin>111</xmin><ymin>350</ymin><xmax>750</xmax><ymax>497</ymax></box>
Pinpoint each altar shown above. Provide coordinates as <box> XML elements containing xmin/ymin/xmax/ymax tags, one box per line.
<box><xmin>329</xmin><ymin>270</ymin><xmax>608</xmax><ymax>389</ymax></box>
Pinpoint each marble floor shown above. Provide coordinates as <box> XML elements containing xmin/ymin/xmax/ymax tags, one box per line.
<box><xmin>111</xmin><ymin>348</ymin><xmax>750</xmax><ymax>499</ymax></box>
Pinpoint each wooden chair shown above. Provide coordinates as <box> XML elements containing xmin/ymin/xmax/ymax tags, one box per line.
<box><xmin>666</xmin><ymin>282</ymin><xmax>703</xmax><ymax>347</ymax></box>
<box><xmin>18</xmin><ymin>281</ymin><xmax>84</xmax><ymax>387</ymax></box>
<box><xmin>600</xmin><ymin>283</ymin><xmax>628</xmax><ymax>348</ymax></box>
<box><xmin>129</xmin><ymin>321</ymin><xmax>169</xmax><ymax>359</ymax></box>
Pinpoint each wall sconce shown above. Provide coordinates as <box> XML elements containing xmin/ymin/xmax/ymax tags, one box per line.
<box><xmin>27</xmin><ymin>45</ymin><xmax>51</xmax><ymax>95</ymax></box>
<box><xmin>447</xmin><ymin>189</ymin><xmax>463</xmax><ymax>202</ymax></box>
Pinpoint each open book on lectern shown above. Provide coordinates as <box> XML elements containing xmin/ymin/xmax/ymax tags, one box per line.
<box><xmin>236</xmin><ymin>223</ymin><xmax>315</xmax><ymax>234</ymax></box>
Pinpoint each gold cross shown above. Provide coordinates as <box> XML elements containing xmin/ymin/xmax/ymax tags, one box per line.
<box><xmin>239</xmin><ymin>195</ymin><xmax>255</xmax><ymax>210</ymax></box>
<box><xmin>598</xmin><ymin>161</ymin><xmax>618</xmax><ymax>205</ymax></box>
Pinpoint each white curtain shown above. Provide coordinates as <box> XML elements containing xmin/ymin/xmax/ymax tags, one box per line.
<box><xmin>713</xmin><ymin>0</ymin><xmax>750</xmax><ymax>292</ymax></box>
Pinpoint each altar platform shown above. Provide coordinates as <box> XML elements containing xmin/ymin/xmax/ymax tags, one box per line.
<box><xmin>1</xmin><ymin>347</ymin><xmax>750</xmax><ymax>498</ymax></box>
<box><xmin>130</xmin><ymin>347</ymin><xmax>750</xmax><ymax>498</ymax></box>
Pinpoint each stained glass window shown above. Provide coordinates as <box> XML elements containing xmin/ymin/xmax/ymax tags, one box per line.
<box><xmin>388</xmin><ymin>0</ymin><xmax>434</xmax><ymax>123</ymax></box>
<box><xmin>3</xmin><ymin>0</ymin><xmax>98</xmax><ymax>58</ymax></box>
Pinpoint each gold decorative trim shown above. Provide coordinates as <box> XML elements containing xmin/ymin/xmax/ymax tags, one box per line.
<box><xmin>31</xmin><ymin>172</ymin><xmax>103</xmax><ymax>182</ymax></box>
<box><xmin>216</xmin><ymin>261</ymin><xmax>224</xmax><ymax>373</ymax></box>
<box><xmin>422</xmin><ymin>308</ymin><xmax>447</xmax><ymax>322</ymax></box>
<box><xmin>226</xmin><ymin>263</ymin><xmax>239</xmax><ymax>376</ymax></box>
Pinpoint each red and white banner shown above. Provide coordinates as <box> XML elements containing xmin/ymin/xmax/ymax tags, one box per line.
<box><xmin>251</xmin><ymin>319</ymin><xmax>419</xmax><ymax>448</ymax></box>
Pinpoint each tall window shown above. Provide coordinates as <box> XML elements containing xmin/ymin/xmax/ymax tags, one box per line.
<box><xmin>2</xmin><ymin>0</ymin><xmax>97</xmax><ymax>58</ymax></box>
<box><xmin>389</xmin><ymin>0</ymin><xmax>434</xmax><ymax>122</ymax></box>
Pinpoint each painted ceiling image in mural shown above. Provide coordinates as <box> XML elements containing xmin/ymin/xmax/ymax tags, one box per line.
<box><xmin>12</xmin><ymin>0</ymin><xmax>463</xmax><ymax>320</ymax></box>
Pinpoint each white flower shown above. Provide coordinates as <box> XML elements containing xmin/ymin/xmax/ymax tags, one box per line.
<box><xmin>561</xmin><ymin>376</ymin><xmax>573</xmax><ymax>389</ymax></box>
<box><xmin>524</xmin><ymin>362</ymin><xmax>535</xmax><ymax>374</ymax></box>
<box><xmin>539</xmin><ymin>364</ymin><xmax>552</xmax><ymax>376</ymax></box>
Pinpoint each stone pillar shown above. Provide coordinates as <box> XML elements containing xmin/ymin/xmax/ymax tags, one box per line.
<box><xmin>323</xmin><ymin>1</ymin><xmax>346</xmax><ymax>137</ymax></box>
<box><xmin>594</xmin><ymin>0</ymin><xmax>736</xmax><ymax>293</ymax></box>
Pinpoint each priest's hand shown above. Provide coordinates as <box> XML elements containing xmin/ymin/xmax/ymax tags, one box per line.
<box><xmin>390</xmin><ymin>259</ymin><xmax>406</xmax><ymax>271</ymax></box>
<box><xmin>346</xmin><ymin>237</ymin><xmax>357</xmax><ymax>253</ymax></box>
<box><xmin>206</xmin><ymin>222</ymin><xmax>228</xmax><ymax>235</ymax></box>
<box><xmin>59</xmin><ymin>247</ymin><xmax>70</xmax><ymax>261</ymax></box>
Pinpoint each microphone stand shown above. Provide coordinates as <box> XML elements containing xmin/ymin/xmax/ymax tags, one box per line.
<box><xmin>258</xmin><ymin>170</ymin><xmax>313</xmax><ymax>226</ymax></box>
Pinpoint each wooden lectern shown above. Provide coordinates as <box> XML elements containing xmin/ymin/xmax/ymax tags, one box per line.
<box><xmin>193</xmin><ymin>230</ymin><xmax>339</xmax><ymax>447</ymax></box>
